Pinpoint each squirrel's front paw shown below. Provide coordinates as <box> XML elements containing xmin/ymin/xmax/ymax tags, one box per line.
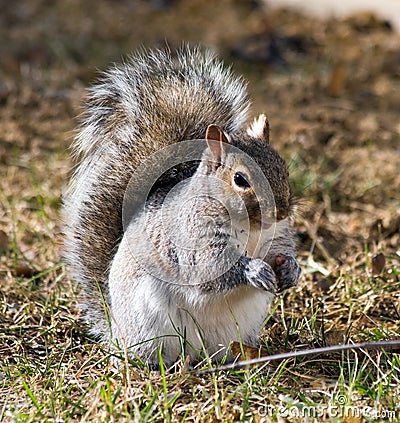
<box><xmin>274</xmin><ymin>254</ymin><xmax>301</xmax><ymax>293</ymax></box>
<box><xmin>244</xmin><ymin>258</ymin><xmax>277</xmax><ymax>294</ymax></box>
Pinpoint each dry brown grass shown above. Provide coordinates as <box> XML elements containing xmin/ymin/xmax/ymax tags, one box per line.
<box><xmin>1</xmin><ymin>1</ymin><xmax>399</xmax><ymax>421</ymax></box>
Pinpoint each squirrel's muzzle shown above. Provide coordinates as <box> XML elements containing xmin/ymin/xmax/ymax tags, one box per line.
<box><xmin>276</xmin><ymin>208</ymin><xmax>289</xmax><ymax>221</ymax></box>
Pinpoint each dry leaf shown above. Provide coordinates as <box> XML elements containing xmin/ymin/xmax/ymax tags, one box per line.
<box><xmin>13</xmin><ymin>263</ymin><xmax>37</xmax><ymax>278</ymax></box>
<box><xmin>313</xmin><ymin>276</ymin><xmax>334</xmax><ymax>293</ymax></box>
<box><xmin>0</xmin><ymin>230</ymin><xmax>10</xmax><ymax>254</ymax></box>
<box><xmin>231</xmin><ymin>341</ymin><xmax>261</xmax><ymax>362</ymax></box>
<box><xmin>371</xmin><ymin>253</ymin><xmax>385</xmax><ymax>275</ymax></box>
<box><xmin>327</xmin><ymin>60</ymin><xmax>346</xmax><ymax>97</ymax></box>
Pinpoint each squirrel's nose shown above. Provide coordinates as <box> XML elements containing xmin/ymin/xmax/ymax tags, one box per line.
<box><xmin>275</xmin><ymin>208</ymin><xmax>289</xmax><ymax>221</ymax></box>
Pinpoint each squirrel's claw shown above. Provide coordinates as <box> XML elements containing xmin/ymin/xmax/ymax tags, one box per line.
<box><xmin>244</xmin><ymin>258</ymin><xmax>277</xmax><ymax>294</ymax></box>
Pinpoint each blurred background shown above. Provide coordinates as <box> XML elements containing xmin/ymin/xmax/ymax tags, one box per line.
<box><xmin>268</xmin><ymin>0</ymin><xmax>400</xmax><ymax>30</ymax></box>
<box><xmin>0</xmin><ymin>0</ymin><xmax>399</xmax><ymax>274</ymax></box>
<box><xmin>1</xmin><ymin>3</ymin><xmax>399</xmax><ymax>417</ymax></box>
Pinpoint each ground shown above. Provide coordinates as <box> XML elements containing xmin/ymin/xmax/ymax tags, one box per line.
<box><xmin>0</xmin><ymin>0</ymin><xmax>399</xmax><ymax>421</ymax></box>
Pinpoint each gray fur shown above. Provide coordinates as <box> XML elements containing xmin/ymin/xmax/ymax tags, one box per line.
<box><xmin>63</xmin><ymin>47</ymin><xmax>250</xmax><ymax>340</ymax></box>
<box><xmin>62</xmin><ymin>46</ymin><xmax>301</xmax><ymax>365</ymax></box>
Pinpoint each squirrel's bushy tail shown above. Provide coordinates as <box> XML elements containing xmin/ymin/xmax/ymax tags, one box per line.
<box><xmin>62</xmin><ymin>46</ymin><xmax>250</xmax><ymax>339</ymax></box>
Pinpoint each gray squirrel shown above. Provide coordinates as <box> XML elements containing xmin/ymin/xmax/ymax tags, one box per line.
<box><xmin>63</xmin><ymin>46</ymin><xmax>301</xmax><ymax>367</ymax></box>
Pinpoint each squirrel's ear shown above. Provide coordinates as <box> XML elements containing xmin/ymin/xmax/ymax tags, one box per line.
<box><xmin>247</xmin><ymin>114</ymin><xmax>270</xmax><ymax>143</ymax></box>
<box><xmin>206</xmin><ymin>125</ymin><xmax>230</xmax><ymax>164</ymax></box>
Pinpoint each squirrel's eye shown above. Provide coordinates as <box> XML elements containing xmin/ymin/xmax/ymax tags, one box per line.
<box><xmin>233</xmin><ymin>172</ymin><xmax>251</xmax><ymax>189</ymax></box>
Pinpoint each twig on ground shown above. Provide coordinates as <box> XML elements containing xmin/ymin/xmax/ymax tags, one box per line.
<box><xmin>197</xmin><ymin>340</ymin><xmax>400</xmax><ymax>374</ymax></box>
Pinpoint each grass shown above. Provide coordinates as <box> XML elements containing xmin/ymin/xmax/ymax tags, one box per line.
<box><xmin>1</xmin><ymin>245</ymin><xmax>399</xmax><ymax>421</ymax></box>
<box><xmin>1</xmin><ymin>125</ymin><xmax>399</xmax><ymax>415</ymax></box>
<box><xmin>1</xmin><ymin>1</ymin><xmax>400</xmax><ymax>421</ymax></box>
